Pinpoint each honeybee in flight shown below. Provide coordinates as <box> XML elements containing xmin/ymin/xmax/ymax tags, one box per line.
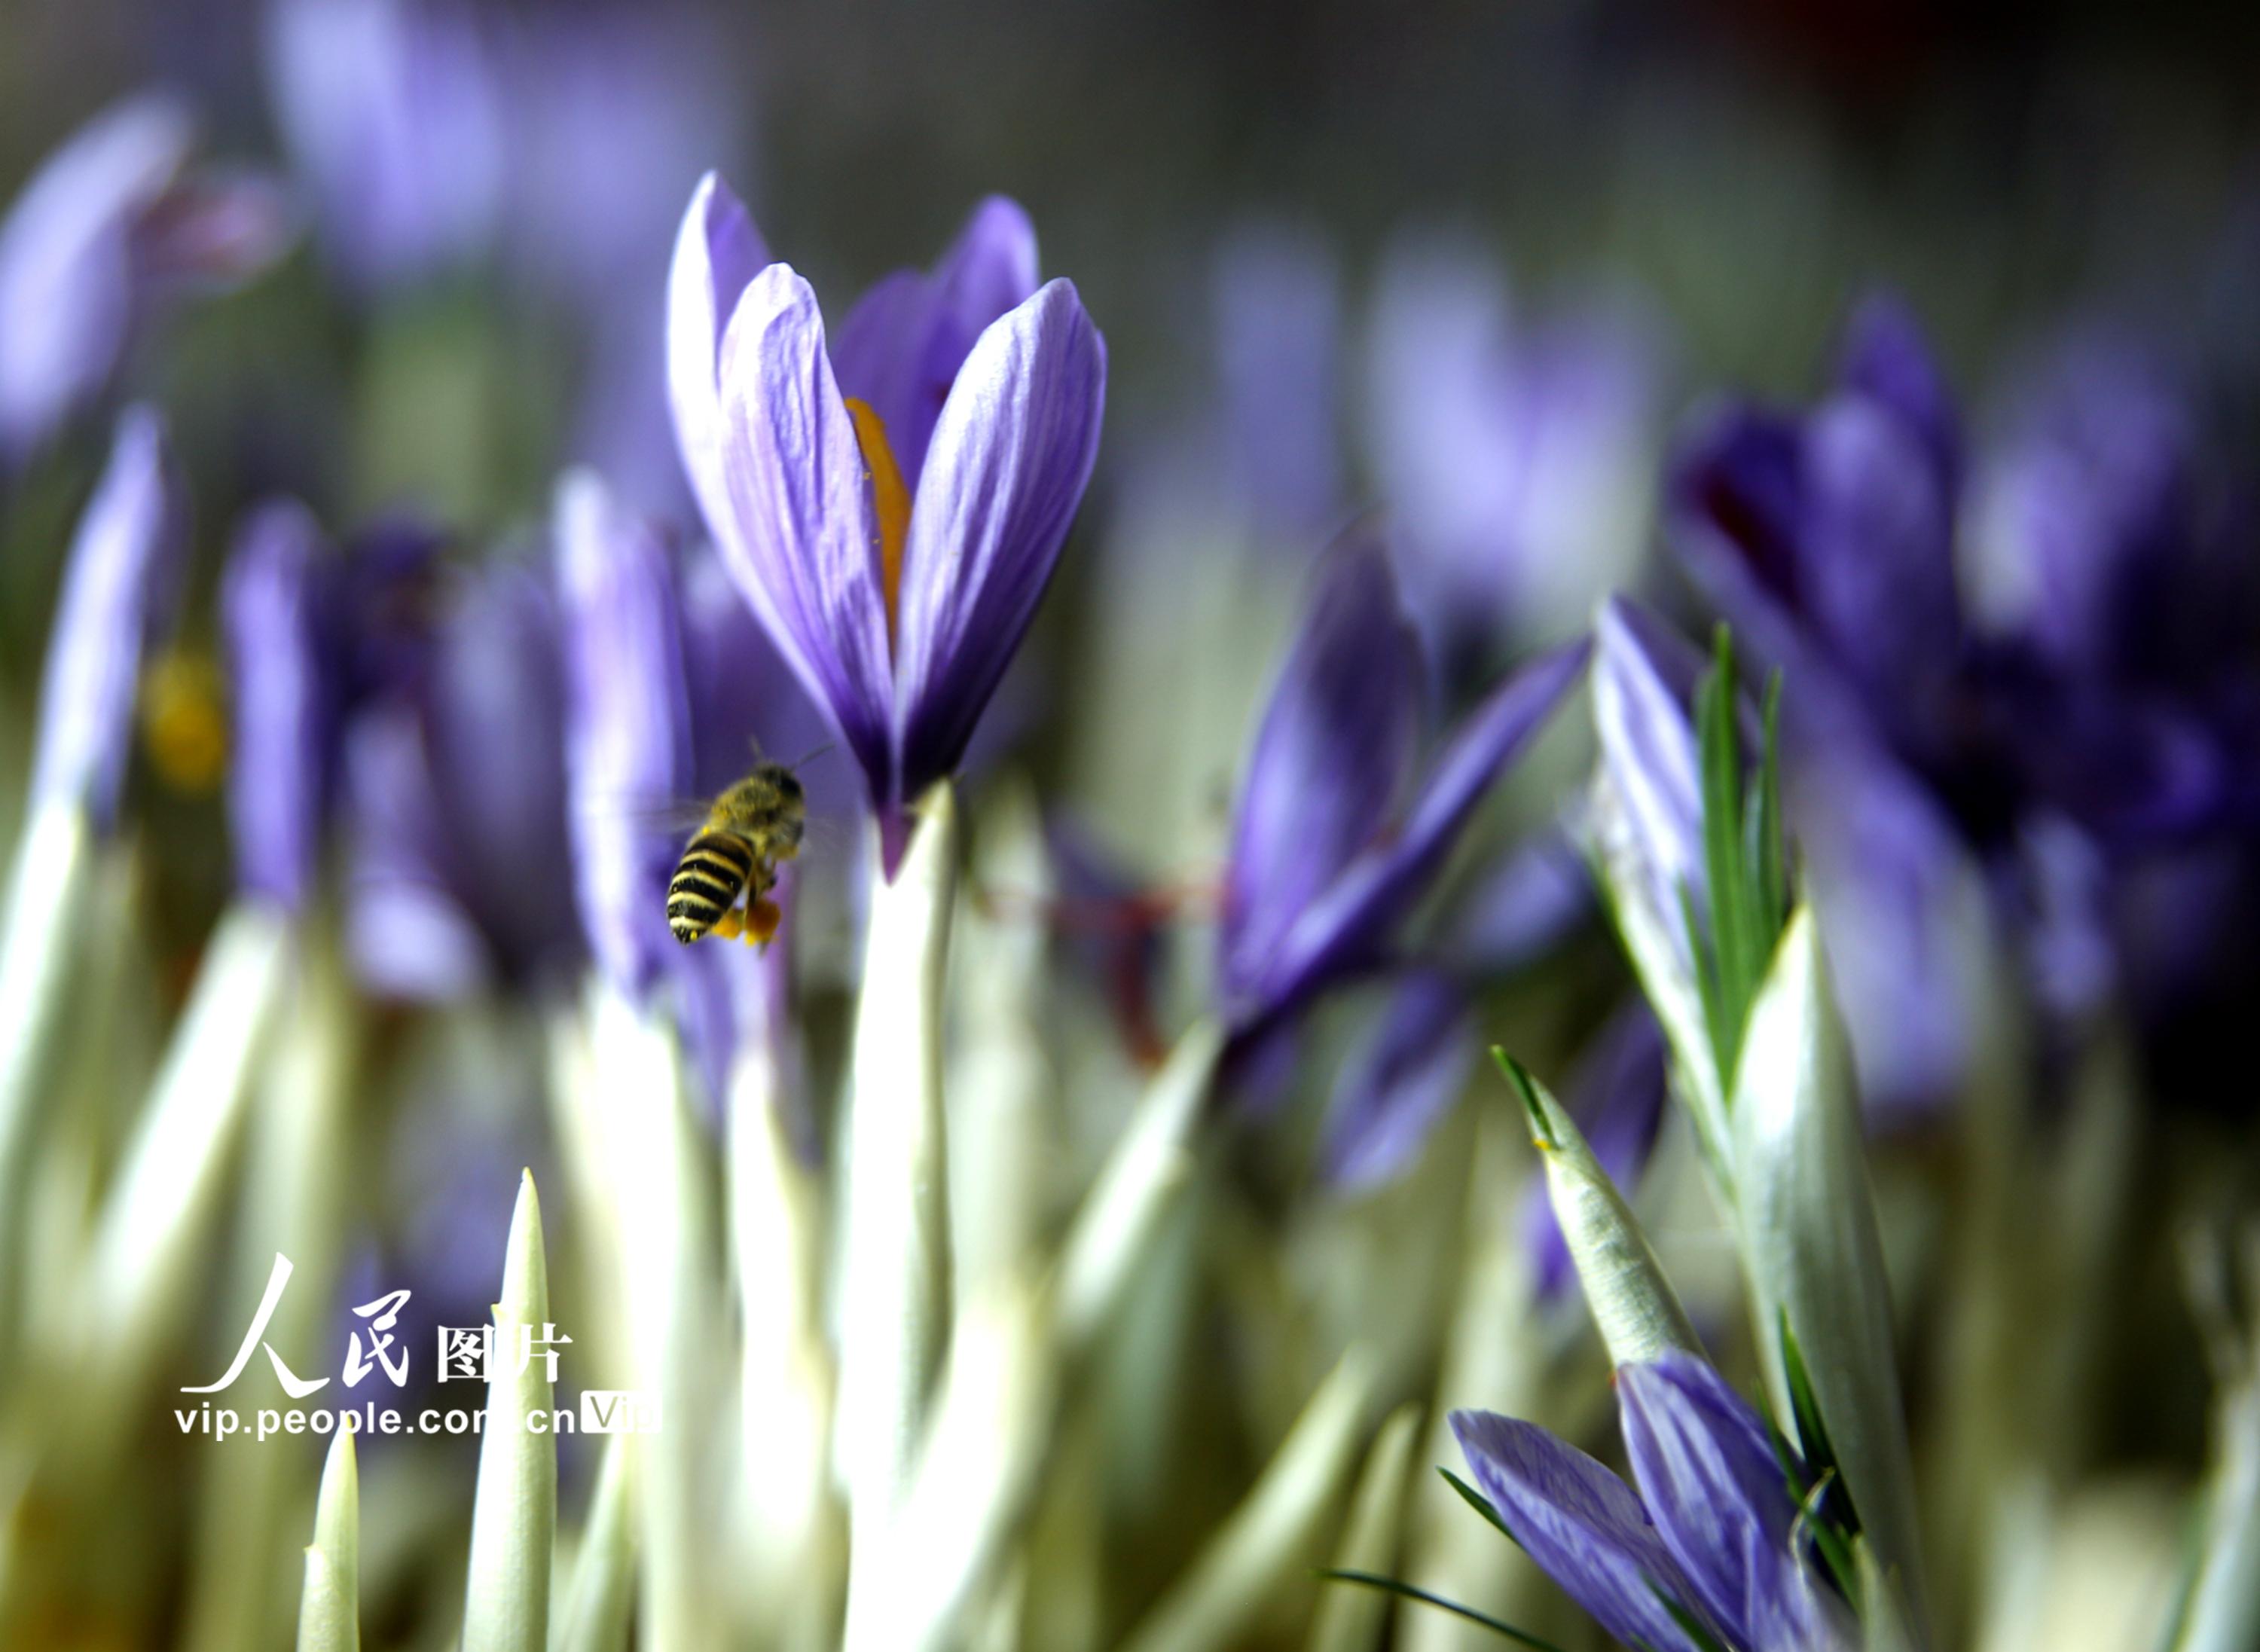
<box><xmin>666</xmin><ymin>761</ymin><xmax>810</xmax><ymax>946</ymax></box>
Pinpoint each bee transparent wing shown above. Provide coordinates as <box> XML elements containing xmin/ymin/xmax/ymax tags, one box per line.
<box><xmin>579</xmin><ymin>794</ymin><xmax>727</xmax><ymax>846</ymax></box>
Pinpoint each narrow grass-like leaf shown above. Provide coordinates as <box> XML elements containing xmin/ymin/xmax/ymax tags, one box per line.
<box><xmin>1308</xmin><ymin>1404</ymin><xmax>1422</xmax><ymax>1652</ymax></box>
<box><xmin>295</xmin><ymin>1421</ymin><xmax>359</xmax><ymax>1652</ymax></box>
<box><xmin>1055</xmin><ymin>1017</ymin><xmax>1225</xmax><ymax>1351</ymax></box>
<box><xmin>2170</xmin><ymin>1381</ymin><xmax>2260</xmax><ymax>1652</ymax></box>
<box><xmin>1438</xmin><ymin>1467</ymin><xmax>1519</xmax><ymax>1547</ymax></box>
<box><xmin>554</xmin><ymin>1434</ymin><xmax>635</xmax><ymax>1652</ymax></box>
<box><xmin>1315</xmin><ymin>1571</ymin><xmax>1569</xmax><ymax>1651</ymax></box>
<box><xmin>1657</xmin><ymin>1586</ymin><xmax>1734</xmax><ymax>1652</ymax></box>
<box><xmin>1117</xmin><ymin>1351</ymin><xmax>1374</xmax><ymax>1652</ymax></box>
<box><xmin>460</xmin><ymin>1171</ymin><xmax>556</xmax><ymax>1652</ymax></box>
<box><xmin>1752</xmin><ymin>670</ymin><xmax>1787</xmax><ymax>938</ymax></box>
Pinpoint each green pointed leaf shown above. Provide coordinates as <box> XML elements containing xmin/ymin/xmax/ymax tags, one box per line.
<box><xmin>1315</xmin><ymin>1571</ymin><xmax>1571</xmax><ymax>1651</ymax></box>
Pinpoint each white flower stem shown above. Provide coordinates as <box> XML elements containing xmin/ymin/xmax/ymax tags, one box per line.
<box><xmin>461</xmin><ymin>1171</ymin><xmax>557</xmax><ymax>1652</ymax></box>
<box><xmin>0</xmin><ymin>805</ymin><xmax>96</xmax><ymax>1365</ymax></box>
<box><xmin>295</xmin><ymin>1417</ymin><xmax>359</xmax><ymax>1652</ymax></box>
<box><xmin>584</xmin><ymin>983</ymin><xmax>726</xmax><ymax>1652</ymax></box>
<box><xmin>728</xmin><ymin>1032</ymin><xmax>835</xmax><ymax>1635</ymax></box>
<box><xmin>838</xmin><ymin>782</ymin><xmax>958</xmax><ymax>1652</ymax></box>
<box><xmin>186</xmin><ymin>923</ymin><xmax>356</xmax><ymax>1652</ymax></box>
<box><xmin>81</xmin><ymin>901</ymin><xmax>292</xmax><ymax>1409</ymax></box>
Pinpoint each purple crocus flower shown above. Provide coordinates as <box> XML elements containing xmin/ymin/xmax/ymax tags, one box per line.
<box><xmin>1452</xmin><ymin>1351</ymin><xmax>1850</xmax><ymax>1652</ymax></box>
<box><xmin>555</xmin><ymin>470</ymin><xmax>690</xmax><ymax>997</ymax></box>
<box><xmin>1209</xmin><ymin>220</ymin><xmax>1345</xmax><ymax>543</ymax></box>
<box><xmin>1591</xmin><ymin>594</ymin><xmax>1712</xmax><ymax>959</ymax></box>
<box><xmin>1671</xmin><ymin>295</ymin><xmax>2260</xmax><ymax>1109</ymax></box>
<box><xmin>344</xmin><ymin>558</ymin><xmax>580</xmax><ymax>998</ymax></box>
<box><xmin>1319</xmin><ymin>970</ymin><xmax>1474</xmax><ymax>1191</ymax></box>
<box><xmin>667</xmin><ymin>172</ymin><xmax>1106</xmax><ymax>874</ymax></box>
<box><xmin>264</xmin><ymin>0</ymin><xmax>504</xmax><ymax>292</ymax></box>
<box><xmin>553</xmin><ymin>469</ymin><xmax>820</xmax><ymax>1110</ymax></box>
<box><xmin>221</xmin><ymin>502</ymin><xmax>331</xmax><ymax>911</ymax></box>
<box><xmin>31</xmin><ymin>407</ymin><xmax>187</xmax><ymax>830</ymax></box>
<box><xmin>0</xmin><ymin>96</ymin><xmax>288</xmax><ymax>463</ymax></box>
<box><xmin>1365</xmin><ymin>232</ymin><xmax>1663</xmax><ymax>682</ymax></box>
<box><xmin>1217</xmin><ymin>530</ymin><xmax>1590</xmax><ymax>1044</ymax></box>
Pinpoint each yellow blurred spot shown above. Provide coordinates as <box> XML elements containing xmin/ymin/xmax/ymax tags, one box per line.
<box><xmin>141</xmin><ymin>652</ymin><xmax>228</xmax><ymax>795</ymax></box>
<box><xmin>845</xmin><ymin>396</ymin><xmax>911</xmax><ymax>643</ymax></box>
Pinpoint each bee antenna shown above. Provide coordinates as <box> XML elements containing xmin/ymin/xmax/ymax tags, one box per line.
<box><xmin>783</xmin><ymin>740</ymin><xmax>835</xmax><ymax>773</ymax></box>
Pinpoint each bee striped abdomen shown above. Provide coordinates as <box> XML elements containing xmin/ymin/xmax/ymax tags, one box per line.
<box><xmin>667</xmin><ymin>829</ymin><xmax>755</xmax><ymax>942</ymax></box>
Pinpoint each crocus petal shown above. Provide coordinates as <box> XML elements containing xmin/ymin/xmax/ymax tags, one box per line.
<box><xmin>0</xmin><ymin>96</ymin><xmax>191</xmax><ymax>459</ymax></box>
<box><xmin>1790</xmin><ymin>744</ymin><xmax>1985</xmax><ymax>1119</ymax></box>
<box><xmin>1618</xmin><ymin>1352</ymin><xmax>1820</xmax><ymax>1649</ymax></box>
<box><xmin>713</xmin><ymin>261</ymin><xmax>896</xmax><ymax>814</ymax></box>
<box><xmin>264</xmin><ymin>0</ymin><xmax>504</xmax><ymax>289</ymax></box>
<box><xmin>1321</xmin><ymin>971</ymin><xmax>1473</xmax><ymax>1191</ymax></box>
<box><xmin>835</xmin><ymin>197</ymin><xmax>1040</xmax><ymax>493</ymax></box>
<box><xmin>1798</xmin><ymin>393</ymin><xmax>1959</xmax><ymax>708</ymax></box>
<box><xmin>1220</xmin><ymin>533</ymin><xmax>1423</xmax><ymax>1012</ymax></box>
<box><xmin>344</xmin><ymin>707</ymin><xmax>491</xmax><ymax>999</ymax></box>
<box><xmin>1835</xmin><ymin>292</ymin><xmax>1961</xmax><ymax>498</ymax></box>
<box><xmin>1592</xmin><ymin>597</ymin><xmax>1707</xmax><ymax>945</ymax></box>
<box><xmin>1449</xmin><ymin>1409</ymin><xmax>1709</xmax><ymax>1652</ymax></box>
<box><xmin>1211</xmin><ymin>220</ymin><xmax>1344</xmax><ymax>539</ymax></box>
<box><xmin>893</xmin><ymin>277</ymin><xmax>1107</xmax><ymax>832</ymax></box>
<box><xmin>1438</xmin><ymin>821</ymin><xmax>1593</xmax><ymax>976</ymax></box>
<box><xmin>222</xmin><ymin>500</ymin><xmax>329</xmax><ymax>909</ymax></box>
<box><xmin>1251</xmin><ymin>637</ymin><xmax>1590</xmax><ymax>1022</ymax></box>
<box><xmin>674</xmin><ymin>537</ymin><xmax>827</xmax><ymax>802</ymax></box>
<box><xmin>556</xmin><ymin>470</ymin><xmax>691</xmax><ymax>997</ymax></box>
<box><xmin>32</xmin><ymin>406</ymin><xmax>187</xmax><ymax>829</ymax></box>
<box><xmin>418</xmin><ymin>563</ymin><xmax>581</xmax><ymax>991</ymax></box>
<box><xmin>667</xmin><ymin>170</ymin><xmax>771</xmax><ymax>533</ymax></box>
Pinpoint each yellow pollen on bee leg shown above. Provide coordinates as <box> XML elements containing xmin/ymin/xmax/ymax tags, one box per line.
<box><xmin>747</xmin><ymin>897</ymin><xmax>783</xmax><ymax>948</ymax></box>
<box><xmin>844</xmin><ymin>396</ymin><xmax>911</xmax><ymax>643</ymax></box>
<box><xmin>710</xmin><ymin>908</ymin><xmax>747</xmax><ymax>941</ymax></box>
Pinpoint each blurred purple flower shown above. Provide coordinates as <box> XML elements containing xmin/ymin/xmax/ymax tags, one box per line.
<box><xmin>1320</xmin><ymin>970</ymin><xmax>1474</xmax><ymax>1191</ymax></box>
<box><xmin>668</xmin><ymin>172</ymin><xmax>1105</xmax><ymax>873</ymax></box>
<box><xmin>1435</xmin><ymin>823</ymin><xmax>1594</xmax><ymax>976</ymax></box>
<box><xmin>1217</xmin><ymin>530</ymin><xmax>1590</xmax><ymax>1042</ymax></box>
<box><xmin>1452</xmin><ymin>1351</ymin><xmax>1849</xmax><ymax>1652</ymax></box>
<box><xmin>554</xmin><ymin>470</ymin><xmax>818</xmax><ymax>1112</ymax></box>
<box><xmin>222</xmin><ymin>502</ymin><xmax>329</xmax><ymax>910</ymax></box>
<box><xmin>494</xmin><ymin>5</ymin><xmax>745</xmax><ymax>520</ymax></box>
<box><xmin>1672</xmin><ymin>295</ymin><xmax>2260</xmax><ymax>1106</ymax></box>
<box><xmin>1366</xmin><ymin>234</ymin><xmax>1663</xmax><ymax>681</ymax></box>
<box><xmin>1518</xmin><ymin>1006</ymin><xmax>1667</xmax><ymax>1301</ymax></box>
<box><xmin>0</xmin><ymin>96</ymin><xmax>288</xmax><ymax>463</ymax></box>
<box><xmin>555</xmin><ymin>470</ymin><xmax>690</xmax><ymax>998</ymax></box>
<box><xmin>32</xmin><ymin>406</ymin><xmax>187</xmax><ymax>830</ymax></box>
<box><xmin>1209</xmin><ymin>221</ymin><xmax>1344</xmax><ymax>542</ymax></box>
<box><xmin>345</xmin><ymin>559</ymin><xmax>579</xmax><ymax>998</ymax></box>
<box><xmin>264</xmin><ymin>0</ymin><xmax>504</xmax><ymax>291</ymax></box>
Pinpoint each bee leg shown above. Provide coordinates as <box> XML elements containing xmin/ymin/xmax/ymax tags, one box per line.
<box><xmin>745</xmin><ymin>898</ymin><xmax>782</xmax><ymax>948</ymax></box>
<box><xmin>710</xmin><ymin>907</ymin><xmax>746</xmax><ymax>941</ymax></box>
